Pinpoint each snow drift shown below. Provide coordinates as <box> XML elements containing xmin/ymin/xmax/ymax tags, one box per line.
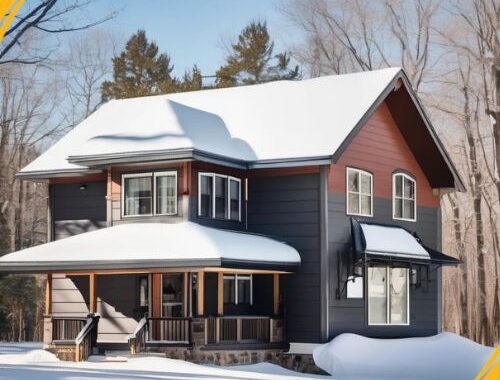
<box><xmin>313</xmin><ymin>332</ymin><xmax>493</xmax><ymax>380</ymax></box>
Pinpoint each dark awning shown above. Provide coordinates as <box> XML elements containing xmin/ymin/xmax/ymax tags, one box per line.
<box><xmin>351</xmin><ymin>218</ymin><xmax>461</xmax><ymax>266</ymax></box>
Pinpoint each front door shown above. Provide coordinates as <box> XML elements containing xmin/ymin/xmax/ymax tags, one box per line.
<box><xmin>162</xmin><ymin>273</ymin><xmax>183</xmax><ymax>317</ymax></box>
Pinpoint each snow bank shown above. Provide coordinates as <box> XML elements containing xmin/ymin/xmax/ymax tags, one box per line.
<box><xmin>313</xmin><ymin>332</ymin><xmax>492</xmax><ymax>380</ymax></box>
<box><xmin>25</xmin><ymin>349</ymin><xmax>59</xmax><ymax>363</ymax></box>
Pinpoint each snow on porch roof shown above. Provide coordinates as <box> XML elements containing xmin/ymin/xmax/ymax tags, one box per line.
<box><xmin>0</xmin><ymin>222</ymin><xmax>301</xmax><ymax>273</ymax></box>
<box><xmin>19</xmin><ymin>68</ymin><xmax>402</xmax><ymax>176</ymax></box>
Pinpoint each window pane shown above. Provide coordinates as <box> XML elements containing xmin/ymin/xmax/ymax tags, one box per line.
<box><xmin>404</xmin><ymin>177</ymin><xmax>415</xmax><ymax>199</ymax></box>
<box><xmin>390</xmin><ymin>268</ymin><xmax>408</xmax><ymax>324</ymax></box>
<box><xmin>403</xmin><ymin>199</ymin><xmax>415</xmax><ymax>220</ymax></box>
<box><xmin>348</xmin><ymin>193</ymin><xmax>360</xmax><ymax>214</ymax></box>
<box><xmin>223</xmin><ymin>277</ymin><xmax>235</xmax><ymax>304</ymax></box>
<box><xmin>237</xmin><ymin>277</ymin><xmax>251</xmax><ymax>304</ymax></box>
<box><xmin>156</xmin><ymin>175</ymin><xmax>176</xmax><ymax>214</ymax></box>
<box><xmin>360</xmin><ymin>173</ymin><xmax>371</xmax><ymax>194</ymax></box>
<box><xmin>229</xmin><ymin>179</ymin><xmax>240</xmax><ymax>220</ymax></box>
<box><xmin>394</xmin><ymin>198</ymin><xmax>403</xmax><ymax>218</ymax></box>
<box><xmin>199</xmin><ymin>175</ymin><xmax>213</xmax><ymax>217</ymax></box>
<box><xmin>395</xmin><ymin>175</ymin><xmax>403</xmax><ymax>197</ymax></box>
<box><xmin>360</xmin><ymin>195</ymin><xmax>371</xmax><ymax>215</ymax></box>
<box><xmin>124</xmin><ymin>176</ymin><xmax>152</xmax><ymax>215</ymax></box>
<box><xmin>139</xmin><ymin>277</ymin><xmax>148</xmax><ymax>307</ymax></box>
<box><xmin>215</xmin><ymin>176</ymin><xmax>228</xmax><ymax>219</ymax></box>
<box><xmin>368</xmin><ymin>267</ymin><xmax>387</xmax><ymax>324</ymax></box>
<box><xmin>162</xmin><ymin>273</ymin><xmax>183</xmax><ymax>317</ymax></box>
<box><xmin>348</xmin><ymin>170</ymin><xmax>359</xmax><ymax>192</ymax></box>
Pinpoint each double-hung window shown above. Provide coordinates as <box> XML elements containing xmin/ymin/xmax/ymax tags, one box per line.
<box><xmin>122</xmin><ymin>171</ymin><xmax>177</xmax><ymax>217</ymax></box>
<box><xmin>346</xmin><ymin>168</ymin><xmax>373</xmax><ymax>216</ymax></box>
<box><xmin>223</xmin><ymin>274</ymin><xmax>252</xmax><ymax>305</ymax></box>
<box><xmin>393</xmin><ymin>173</ymin><xmax>416</xmax><ymax>221</ymax></box>
<box><xmin>198</xmin><ymin>173</ymin><xmax>241</xmax><ymax>221</ymax></box>
<box><xmin>368</xmin><ymin>266</ymin><xmax>409</xmax><ymax>325</ymax></box>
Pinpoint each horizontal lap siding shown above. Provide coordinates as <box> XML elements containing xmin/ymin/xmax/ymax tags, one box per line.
<box><xmin>247</xmin><ymin>174</ymin><xmax>321</xmax><ymax>343</ymax></box>
<box><xmin>52</xmin><ymin>182</ymin><xmax>106</xmax><ymax>240</ymax></box>
<box><xmin>51</xmin><ymin>274</ymin><xmax>89</xmax><ymax>317</ymax></box>
<box><xmin>327</xmin><ymin>102</ymin><xmax>441</xmax><ymax>339</ymax></box>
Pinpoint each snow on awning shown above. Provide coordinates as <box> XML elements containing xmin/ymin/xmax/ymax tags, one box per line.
<box><xmin>350</xmin><ymin>219</ymin><xmax>460</xmax><ymax>265</ymax></box>
<box><xmin>0</xmin><ymin>222</ymin><xmax>301</xmax><ymax>273</ymax></box>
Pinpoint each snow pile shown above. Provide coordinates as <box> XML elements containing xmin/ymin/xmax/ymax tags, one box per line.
<box><xmin>313</xmin><ymin>332</ymin><xmax>492</xmax><ymax>380</ymax></box>
<box><xmin>25</xmin><ymin>349</ymin><xmax>60</xmax><ymax>363</ymax></box>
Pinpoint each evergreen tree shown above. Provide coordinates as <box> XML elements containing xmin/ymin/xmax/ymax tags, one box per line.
<box><xmin>101</xmin><ymin>30</ymin><xmax>178</xmax><ymax>101</ymax></box>
<box><xmin>216</xmin><ymin>21</ymin><xmax>300</xmax><ymax>87</ymax></box>
<box><xmin>178</xmin><ymin>65</ymin><xmax>203</xmax><ymax>92</ymax></box>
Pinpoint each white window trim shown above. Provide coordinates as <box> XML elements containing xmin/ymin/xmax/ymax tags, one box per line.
<box><xmin>223</xmin><ymin>274</ymin><xmax>253</xmax><ymax>305</ymax></box>
<box><xmin>367</xmin><ymin>266</ymin><xmax>410</xmax><ymax>326</ymax></box>
<box><xmin>122</xmin><ymin>171</ymin><xmax>178</xmax><ymax>218</ymax></box>
<box><xmin>392</xmin><ymin>172</ymin><xmax>417</xmax><ymax>222</ymax></box>
<box><xmin>346</xmin><ymin>167</ymin><xmax>373</xmax><ymax>217</ymax></box>
<box><xmin>154</xmin><ymin>171</ymin><xmax>178</xmax><ymax>216</ymax></box>
<box><xmin>198</xmin><ymin>172</ymin><xmax>241</xmax><ymax>221</ymax></box>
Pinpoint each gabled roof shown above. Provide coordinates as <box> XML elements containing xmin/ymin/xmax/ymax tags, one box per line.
<box><xmin>18</xmin><ymin>68</ymin><xmax>463</xmax><ymax>190</ymax></box>
<box><xmin>0</xmin><ymin>222</ymin><xmax>301</xmax><ymax>273</ymax></box>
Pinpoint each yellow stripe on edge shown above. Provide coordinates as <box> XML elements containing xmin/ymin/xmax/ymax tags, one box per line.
<box><xmin>474</xmin><ymin>346</ymin><xmax>500</xmax><ymax>380</ymax></box>
<box><xmin>0</xmin><ymin>0</ymin><xmax>26</xmax><ymax>44</ymax></box>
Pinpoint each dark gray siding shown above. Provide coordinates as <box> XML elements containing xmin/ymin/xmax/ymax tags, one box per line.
<box><xmin>51</xmin><ymin>182</ymin><xmax>107</xmax><ymax>240</ymax></box>
<box><xmin>328</xmin><ymin>193</ymin><xmax>440</xmax><ymax>339</ymax></box>
<box><xmin>247</xmin><ymin>174</ymin><xmax>321</xmax><ymax>343</ymax></box>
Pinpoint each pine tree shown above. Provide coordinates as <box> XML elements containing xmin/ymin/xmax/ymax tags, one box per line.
<box><xmin>101</xmin><ymin>30</ymin><xmax>178</xmax><ymax>101</ymax></box>
<box><xmin>216</xmin><ymin>21</ymin><xmax>300</xmax><ymax>87</ymax></box>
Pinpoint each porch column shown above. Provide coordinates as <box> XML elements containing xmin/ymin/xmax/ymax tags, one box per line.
<box><xmin>89</xmin><ymin>274</ymin><xmax>97</xmax><ymax>313</ymax></box>
<box><xmin>183</xmin><ymin>272</ymin><xmax>189</xmax><ymax>317</ymax></box>
<box><xmin>217</xmin><ymin>272</ymin><xmax>224</xmax><ymax>316</ymax></box>
<box><xmin>45</xmin><ymin>273</ymin><xmax>52</xmax><ymax>315</ymax></box>
<box><xmin>151</xmin><ymin>273</ymin><xmax>162</xmax><ymax>318</ymax></box>
<box><xmin>273</xmin><ymin>273</ymin><xmax>280</xmax><ymax>316</ymax></box>
<box><xmin>197</xmin><ymin>271</ymin><xmax>205</xmax><ymax>316</ymax></box>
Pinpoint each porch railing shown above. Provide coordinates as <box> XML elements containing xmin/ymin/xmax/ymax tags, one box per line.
<box><xmin>148</xmin><ymin>317</ymin><xmax>191</xmax><ymax>343</ymax></box>
<box><xmin>128</xmin><ymin>317</ymin><xmax>147</xmax><ymax>354</ymax></box>
<box><xmin>51</xmin><ymin>314</ymin><xmax>100</xmax><ymax>362</ymax></box>
<box><xmin>206</xmin><ymin>316</ymin><xmax>272</xmax><ymax>344</ymax></box>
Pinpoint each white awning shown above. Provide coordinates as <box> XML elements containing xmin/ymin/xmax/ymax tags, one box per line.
<box><xmin>0</xmin><ymin>222</ymin><xmax>301</xmax><ymax>273</ymax></box>
<box><xmin>360</xmin><ymin>223</ymin><xmax>430</xmax><ymax>260</ymax></box>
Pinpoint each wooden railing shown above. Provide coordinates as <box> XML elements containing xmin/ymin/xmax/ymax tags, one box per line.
<box><xmin>128</xmin><ymin>317</ymin><xmax>147</xmax><ymax>354</ymax></box>
<box><xmin>148</xmin><ymin>317</ymin><xmax>191</xmax><ymax>343</ymax></box>
<box><xmin>52</xmin><ymin>317</ymin><xmax>87</xmax><ymax>342</ymax></box>
<box><xmin>206</xmin><ymin>316</ymin><xmax>273</xmax><ymax>344</ymax></box>
<box><xmin>74</xmin><ymin>314</ymin><xmax>100</xmax><ymax>362</ymax></box>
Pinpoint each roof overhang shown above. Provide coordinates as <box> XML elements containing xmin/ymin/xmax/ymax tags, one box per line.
<box><xmin>350</xmin><ymin>218</ymin><xmax>461</xmax><ymax>266</ymax></box>
<box><xmin>0</xmin><ymin>222</ymin><xmax>301</xmax><ymax>274</ymax></box>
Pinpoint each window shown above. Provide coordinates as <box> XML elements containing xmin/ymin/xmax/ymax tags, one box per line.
<box><xmin>162</xmin><ymin>273</ymin><xmax>183</xmax><ymax>317</ymax></box>
<box><xmin>368</xmin><ymin>266</ymin><xmax>409</xmax><ymax>325</ymax></box>
<box><xmin>223</xmin><ymin>274</ymin><xmax>252</xmax><ymax>305</ymax></box>
<box><xmin>393</xmin><ymin>173</ymin><xmax>416</xmax><ymax>221</ymax></box>
<box><xmin>198</xmin><ymin>173</ymin><xmax>241</xmax><ymax>221</ymax></box>
<box><xmin>346</xmin><ymin>168</ymin><xmax>373</xmax><ymax>216</ymax></box>
<box><xmin>138</xmin><ymin>275</ymin><xmax>149</xmax><ymax>308</ymax></box>
<box><xmin>122</xmin><ymin>171</ymin><xmax>177</xmax><ymax>217</ymax></box>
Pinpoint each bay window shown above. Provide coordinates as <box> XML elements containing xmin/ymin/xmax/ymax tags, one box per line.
<box><xmin>346</xmin><ymin>168</ymin><xmax>373</xmax><ymax>216</ymax></box>
<box><xmin>393</xmin><ymin>173</ymin><xmax>416</xmax><ymax>221</ymax></box>
<box><xmin>122</xmin><ymin>171</ymin><xmax>177</xmax><ymax>217</ymax></box>
<box><xmin>368</xmin><ymin>266</ymin><xmax>409</xmax><ymax>325</ymax></box>
<box><xmin>198</xmin><ymin>173</ymin><xmax>241</xmax><ymax>221</ymax></box>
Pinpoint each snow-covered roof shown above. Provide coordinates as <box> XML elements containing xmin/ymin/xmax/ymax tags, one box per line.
<box><xmin>19</xmin><ymin>68</ymin><xmax>403</xmax><ymax>177</ymax></box>
<box><xmin>359</xmin><ymin>223</ymin><xmax>430</xmax><ymax>260</ymax></box>
<box><xmin>0</xmin><ymin>222</ymin><xmax>301</xmax><ymax>272</ymax></box>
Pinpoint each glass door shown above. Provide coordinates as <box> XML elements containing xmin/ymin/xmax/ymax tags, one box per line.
<box><xmin>162</xmin><ymin>273</ymin><xmax>183</xmax><ymax>317</ymax></box>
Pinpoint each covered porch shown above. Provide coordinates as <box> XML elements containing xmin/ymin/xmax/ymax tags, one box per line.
<box><xmin>0</xmin><ymin>222</ymin><xmax>300</xmax><ymax>361</ymax></box>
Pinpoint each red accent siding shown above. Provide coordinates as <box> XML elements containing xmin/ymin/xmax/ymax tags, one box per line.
<box><xmin>329</xmin><ymin>102</ymin><xmax>439</xmax><ymax>208</ymax></box>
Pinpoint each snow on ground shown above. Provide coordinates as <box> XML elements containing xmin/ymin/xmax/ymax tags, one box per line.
<box><xmin>313</xmin><ymin>332</ymin><xmax>493</xmax><ymax>380</ymax></box>
<box><xmin>0</xmin><ymin>342</ymin><xmax>328</xmax><ymax>380</ymax></box>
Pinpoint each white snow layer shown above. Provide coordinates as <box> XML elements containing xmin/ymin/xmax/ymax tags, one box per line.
<box><xmin>0</xmin><ymin>221</ymin><xmax>300</xmax><ymax>267</ymax></box>
<box><xmin>20</xmin><ymin>68</ymin><xmax>401</xmax><ymax>175</ymax></box>
<box><xmin>360</xmin><ymin>223</ymin><xmax>430</xmax><ymax>260</ymax></box>
<box><xmin>313</xmin><ymin>332</ymin><xmax>493</xmax><ymax>380</ymax></box>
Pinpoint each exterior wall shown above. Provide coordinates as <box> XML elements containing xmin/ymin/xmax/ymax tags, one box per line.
<box><xmin>246</xmin><ymin>173</ymin><xmax>322</xmax><ymax>343</ymax></box>
<box><xmin>51</xmin><ymin>181</ymin><xmax>107</xmax><ymax>240</ymax></box>
<box><xmin>51</xmin><ymin>274</ymin><xmax>89</xmax><ymax>318</ymax></box>
<box><xmin>327</xmin><ymin>102</ymin><xmax>442</xmax><ymax>339</ymax></box>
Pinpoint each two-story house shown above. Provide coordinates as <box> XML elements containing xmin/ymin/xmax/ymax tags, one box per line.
<box><xmin>0</xmin><ymin>68</ymin><xmax>462</xmax><ymax>364</ymax></box>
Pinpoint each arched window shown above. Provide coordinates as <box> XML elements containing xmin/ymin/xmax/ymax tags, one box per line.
<box><xmin>346</xmin><ymin>168</ymin><xmax>373</xmax><ymax>217</ymax></box>
<box><xmin>393</xmin><ymin>172</ymin><xmax>416</xmax><ymax>221</ymax></box>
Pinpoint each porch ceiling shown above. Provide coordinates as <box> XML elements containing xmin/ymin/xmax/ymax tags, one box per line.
<box><xmin>0</xmin><ymin>222</ymin><xmax>301</xmax><ymax>273</ymax></box>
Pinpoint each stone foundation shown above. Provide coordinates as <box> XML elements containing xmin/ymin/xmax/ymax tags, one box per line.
<box><xmin>47</xmin><ymin>344</ymin><xmax>77</xmax><ymax>361</ymax></box>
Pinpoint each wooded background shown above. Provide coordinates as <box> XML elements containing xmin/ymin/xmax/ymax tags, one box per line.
<box><xmin>0</xmin><ymin>0</ymin><xmax>498</xmax><ymax>346</ymax></box>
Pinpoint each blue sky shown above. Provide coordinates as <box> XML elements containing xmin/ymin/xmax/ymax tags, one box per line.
<box><xmin>91</xmin><ymin>0</ymin><xmax>300</xmax><ymax>78</ymax></box>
